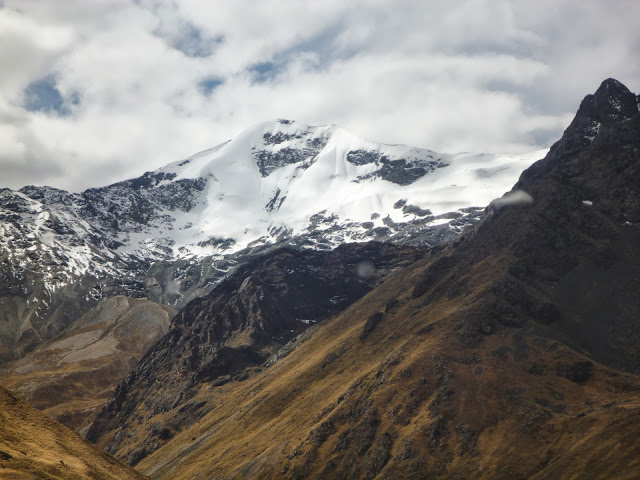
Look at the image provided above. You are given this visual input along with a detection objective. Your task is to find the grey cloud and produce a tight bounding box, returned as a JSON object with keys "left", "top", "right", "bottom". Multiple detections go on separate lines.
{"left": 0, "top": 131, "right": 65, "bottom": 189}
{"left": 140, "top": 0, "right": 223, "bottom": 57}
{"left": 0, "top": 159, "right": 64, "bottom": 189}
{"left": 0, "top": 0, "right": 638, "bottom": 191}
{"left": 280, "top": 20, "right": 352, "bottom": 67}
{"left": 244, "top": 22, "right": 348, "bottom": 84}
{"left": 154, "top": 19, "right": 223, "bottom": 58}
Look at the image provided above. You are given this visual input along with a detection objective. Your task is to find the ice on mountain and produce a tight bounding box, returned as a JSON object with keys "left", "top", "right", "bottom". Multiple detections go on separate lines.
{"left": 0, "top": 118, "right": 546, "bottom": 322}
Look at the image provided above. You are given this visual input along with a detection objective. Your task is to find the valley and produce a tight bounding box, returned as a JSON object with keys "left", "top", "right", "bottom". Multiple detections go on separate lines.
{"left": 0, "top": 296, "right": 176, "bottom": 433}
{"left": 1, "top": 78, "right": 639, "bottom": 479}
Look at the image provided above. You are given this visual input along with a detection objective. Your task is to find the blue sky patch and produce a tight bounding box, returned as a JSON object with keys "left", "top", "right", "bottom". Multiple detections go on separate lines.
{"left": 23, "top": 76, "right": 75, "bottom": 116}
{"left": 284, "top": 21, "right": 347, "bottom": 65}
{"left": 199, "top": 77, "right": 224, "bottom": 95}
{"left": 246, "top": 22, "right": 347, "bottom": 84}
{"left": 248, "top": 61, "right": 280, "bottom": 83}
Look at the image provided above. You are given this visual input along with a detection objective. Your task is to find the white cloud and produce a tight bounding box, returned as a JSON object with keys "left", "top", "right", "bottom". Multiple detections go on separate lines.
{"left": 0, "top": 0, "right": 638, "bottom": 191}
{"left": 489, "top": 190, "right": 534, "bottom": 210}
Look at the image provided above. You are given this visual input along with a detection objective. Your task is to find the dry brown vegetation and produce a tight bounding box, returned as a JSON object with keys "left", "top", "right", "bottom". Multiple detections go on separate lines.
{"left": 0, "top": 385, "right": 146, "bottom": 480}
{"left": 135, "top": 251, "right": 640, "bottom": 479}
{"left": 133, "top": 103, "right": 640, "bottom": 478}
{"left": 0, "top": 296, "right": 175, "bottom": 432}
{"left": 4, "top": 79, "right": 639, "bottom": 479}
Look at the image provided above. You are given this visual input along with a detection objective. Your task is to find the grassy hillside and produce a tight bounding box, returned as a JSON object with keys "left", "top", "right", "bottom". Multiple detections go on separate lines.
{"left": 0, "top": 385, "right": 147, "bottom": 480}
{"left": 134, "top": 81, "right": 640, "bottom": 479}
{"left": 137, "top": 252, "right": 640, "bottom": 479}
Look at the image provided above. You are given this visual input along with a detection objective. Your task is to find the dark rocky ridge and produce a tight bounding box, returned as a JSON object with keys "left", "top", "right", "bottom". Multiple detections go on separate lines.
{"left": 414, "top": 77, "right": 640, "bottom": 372}
{"left": 86, "top": 242, "right": 426, "bottom": 464}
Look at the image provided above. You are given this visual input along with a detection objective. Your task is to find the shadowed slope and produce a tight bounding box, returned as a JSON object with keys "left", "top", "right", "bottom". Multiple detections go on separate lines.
{"left": 86, "top": 243, "right": 425, "bottom": 465}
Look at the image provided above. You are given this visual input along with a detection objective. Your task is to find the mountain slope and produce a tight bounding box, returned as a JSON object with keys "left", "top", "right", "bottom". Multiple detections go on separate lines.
{"left": 130, "top": 78, "right": 640, "bottom": 479}
{"left": 0, "top": 296, "right": 176, "bottom": 433}
{"left": 0, "top": 120, "right": 545, "bottom": 362}
{"left": 85, "top": 242, "right": 426, "bottom": 465}
{"left": 0, "top": 385, "right": 146, "bottom": 480}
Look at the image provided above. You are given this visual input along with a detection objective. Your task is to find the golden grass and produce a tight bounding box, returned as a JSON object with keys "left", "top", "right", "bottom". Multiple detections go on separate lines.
{"left": 134, "top": 252, "right": 640, "bottom": 479}
{"left": 0, "top": 385, "right": 146, "bottom": 480}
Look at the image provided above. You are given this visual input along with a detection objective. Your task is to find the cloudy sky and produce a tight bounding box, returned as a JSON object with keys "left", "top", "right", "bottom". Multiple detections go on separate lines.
{"left": 0, "top": 0, "right": 638, "bottom": 192}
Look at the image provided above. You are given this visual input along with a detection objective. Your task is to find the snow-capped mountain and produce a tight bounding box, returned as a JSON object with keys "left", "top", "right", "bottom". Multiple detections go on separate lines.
{"left": 138, "top": 119, "right": 545, "bottom": 256}
{"left": 0, "top": 118, "right": 546, "bottom": 360}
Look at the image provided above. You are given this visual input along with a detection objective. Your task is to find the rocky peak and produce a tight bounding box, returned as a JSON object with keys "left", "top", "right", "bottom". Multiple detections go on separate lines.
{"left": 576, "top": 78, "right": 639, "bottom": 125}
{"left": 463, "top": 78, "right": 640, "bottom": 369}
{"left": 518, "top": 78, "right": 638, "bottom": 186}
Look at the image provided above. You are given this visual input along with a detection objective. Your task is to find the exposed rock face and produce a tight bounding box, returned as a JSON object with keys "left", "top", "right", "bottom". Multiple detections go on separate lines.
{"left": 0, "top": 184, "right": 172, "bottom": 364}
{"left": 0, "top": 385, "right": 146, "bottom": 480}
{"left": 255, "top": 127, "right": 329, "bottom": 176}
{"left": 125, "top": 79, "right": 640, "bottom": 480}
{"left": 0, "top": 296, "right": 176, "bottom": 433}
{"left": 347, "top": 149, "right": 447, "bottom": 185}
{"left": 86, "top": 242, "right": 425, "bottom": 464}
{"left": 462, "top": 77, "right": 640, "bottom": 372}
